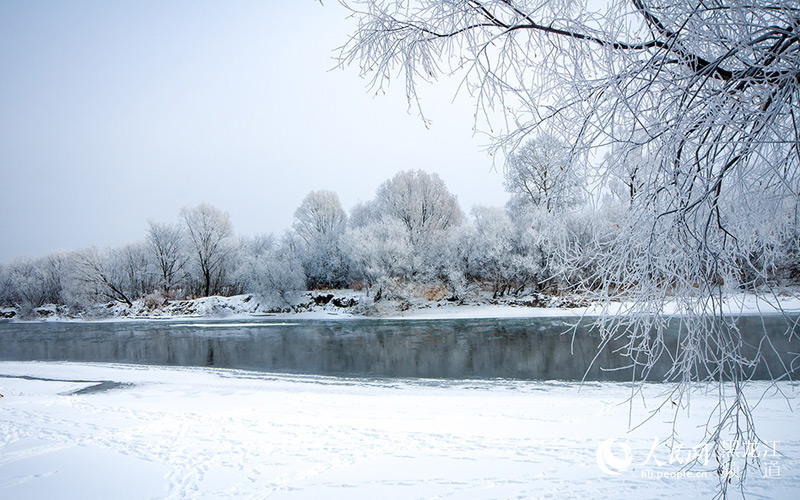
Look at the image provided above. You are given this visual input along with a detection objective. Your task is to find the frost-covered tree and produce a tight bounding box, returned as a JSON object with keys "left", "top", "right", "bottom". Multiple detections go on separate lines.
{"left": 375, "top": 170, "right": 463, "bottom": 246}
{"left": 0, "top": 264, "right": 11, "bottom": 307}
{"left": 1, "top": 254, "right": 69, "bottom": 313}
{"left": 338, "top": 0, "right": 800, "bottom": 489}
{"left": 504, "top": 135, "right": 583, "bottom": 213}
{"left": 467, "top": 205, "right": 550, "bottom": 296}
{"left": 233, "top": 233, "right": 274, "bottom": 296}
{"left": 234, "top": 234, "right": 306, "bottom": 307}
{"left": 70, "top": 247, "right": 134, "bottom": 307}
{"left": 236, "top": 232, "right": 306, "bottom": 307}
{"left": 343, "top": 217, "right": 412, "bottom": 299}
{"left": 373, "top": 169, "right": 464, "bottom": 278}
{"left": 348, "top": 199, "right": 380, "bottom": 228}
{"left": 147, "top": 220, "right": 188, "bottom": 295}
{"left": 180, "top": 203, "right": 234, "bottom": 297}
{"left": 293, "top": 190, "right": 348, "bottom": 244}
{"left": 293, "top": 190, "right": 349, "bottom": 288}
{"left": 526, "top": 205, "right": 616, "bottom": 292}
{"left": 41, "top": 253, "right": 68, "bottom": 305}
{"left": 117, "top": 242, "right": 154, "bottom": 300}
{"left": 603, "top": 134, "right": 650, "bottom": 207}
{"left": 233, "top": 233, "right": 277, "bottom": 287}
{"left": 4, "top": 258, "right": 51, "bottom": 311}
{"left": 467, "top": 206, "right": 516, "bottom": 296}
{"left": 424, "top": 224, "right": 475, "bottom": 300}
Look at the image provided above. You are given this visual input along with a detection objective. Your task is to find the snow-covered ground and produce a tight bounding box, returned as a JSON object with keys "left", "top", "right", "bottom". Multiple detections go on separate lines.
{"left": 0, "top": 362, "right": 798, "bottom": 499}
{"left": 386, "top": 293, "right": 800, "bottom": 320}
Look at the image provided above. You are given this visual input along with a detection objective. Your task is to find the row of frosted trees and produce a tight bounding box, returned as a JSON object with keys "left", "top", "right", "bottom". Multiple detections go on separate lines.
{"left": 2, "top": 137, "right": 798, "bottom": 315}
{"left": 0, "top": 203, "right": 245, "bottom": 313}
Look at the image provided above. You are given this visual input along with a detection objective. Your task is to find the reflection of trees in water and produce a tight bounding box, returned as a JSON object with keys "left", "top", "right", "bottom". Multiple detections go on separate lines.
{"left": 0, "top": 318, "right": 795, "bottom": 381}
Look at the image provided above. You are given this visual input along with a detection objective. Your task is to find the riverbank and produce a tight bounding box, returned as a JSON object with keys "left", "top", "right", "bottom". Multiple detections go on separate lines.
{"left": 3, "top": 286, "right": 800, "bottom": 322}
{"left": 0, "top": 361, "right": 798, "bottom": 499}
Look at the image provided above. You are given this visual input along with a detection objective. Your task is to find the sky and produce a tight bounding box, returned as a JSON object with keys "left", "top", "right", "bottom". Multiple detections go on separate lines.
{"left": 0, "top": 0, "right": 509, "bottom": 262}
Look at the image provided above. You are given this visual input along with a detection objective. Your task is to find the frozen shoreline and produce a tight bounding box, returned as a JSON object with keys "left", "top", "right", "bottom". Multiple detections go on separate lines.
{"left": 4, "top": 288, "right": 800, "bottom": 323}
{"left": 385, "top": 291, "right": 800, "bottom": 320}
{"left": 0, "top": 361, "right": 798, "bottom": 499}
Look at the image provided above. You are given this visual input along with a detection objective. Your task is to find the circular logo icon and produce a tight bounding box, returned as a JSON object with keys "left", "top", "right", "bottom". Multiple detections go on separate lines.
{"left": 596, "top": 438, "right": 633, "bottom": 476}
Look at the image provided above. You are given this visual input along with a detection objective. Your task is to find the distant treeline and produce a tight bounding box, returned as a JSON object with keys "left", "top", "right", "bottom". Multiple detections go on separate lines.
{"left": 2, "top": 139, "right": 798, "bottom": 317}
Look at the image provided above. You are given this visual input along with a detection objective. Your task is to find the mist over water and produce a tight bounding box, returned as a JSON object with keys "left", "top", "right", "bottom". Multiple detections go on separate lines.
{"left": 0, "top": 317, "right": 796, "bottom": 381}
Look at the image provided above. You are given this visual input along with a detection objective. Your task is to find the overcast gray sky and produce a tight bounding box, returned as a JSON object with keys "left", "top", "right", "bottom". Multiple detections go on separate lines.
{"left": 0, "top": 1, "right": 508, "bottom": 262}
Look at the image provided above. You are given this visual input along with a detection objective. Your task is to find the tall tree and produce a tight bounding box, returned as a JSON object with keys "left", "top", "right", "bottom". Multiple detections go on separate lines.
{"left": 180, "top": 203, "right": 233, "bottom": 297}
{"left": 235, "top": 233, "right": 306, "bottom": 307}
{"left": 375, "top": 169, "right": 463, "bottom": 245}
{"left": 504, "top": 135, "right": 582, "bottom": 213}
{"left": 343, "top": 217, "right": 412, "bottom": 299}
{"left": 71, "top": 248, "right": 134, "bottom": 308}
{"left": 293, "top": 190, "right": 349, "bottom": 288}
{"left": 293, "top": 190, "right": 348, "bottom": 245}
{"left": 467, "top": 206, "right": 517, "bottom": 296}
{"left": 4, "top": 258, "right": 51, "bottom": 312}
{"left": 117, "top": 242, "right": 154, "bottom": 300}
{"left": 147, "top": 220, "right": 188, "bottom": 295}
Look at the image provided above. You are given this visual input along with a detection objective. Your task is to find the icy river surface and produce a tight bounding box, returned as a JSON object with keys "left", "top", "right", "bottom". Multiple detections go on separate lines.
{"left": 0, "top": 315, "right": 796, "bottom": 380}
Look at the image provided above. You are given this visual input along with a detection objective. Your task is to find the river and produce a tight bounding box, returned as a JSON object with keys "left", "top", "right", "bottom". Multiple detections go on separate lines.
{"left": 0, "top": 315, "right": 796, "bottom": 381}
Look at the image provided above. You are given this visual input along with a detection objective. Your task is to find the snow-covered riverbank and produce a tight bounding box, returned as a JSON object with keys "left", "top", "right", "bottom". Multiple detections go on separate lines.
{"left": 0, "top": 362, "right": 798, "bottom": 499}
{"left": 5, "top": 287, "right": 800, "bottom": 323}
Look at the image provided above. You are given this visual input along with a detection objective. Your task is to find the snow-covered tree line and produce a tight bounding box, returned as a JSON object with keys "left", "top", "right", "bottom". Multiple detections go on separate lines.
{"left": 2, "top": 148, "right": 798, "bottom": 317}
{"left": 0, "top": 201, "right": 304, "bottom": 315}
{"left": 0, "top": 148, "right": 588, "bottom": 314}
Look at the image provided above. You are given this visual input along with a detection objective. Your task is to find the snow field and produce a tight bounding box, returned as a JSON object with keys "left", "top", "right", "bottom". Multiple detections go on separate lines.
{"left": 0, "top": 361, "right": 798, "bottom": 499}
